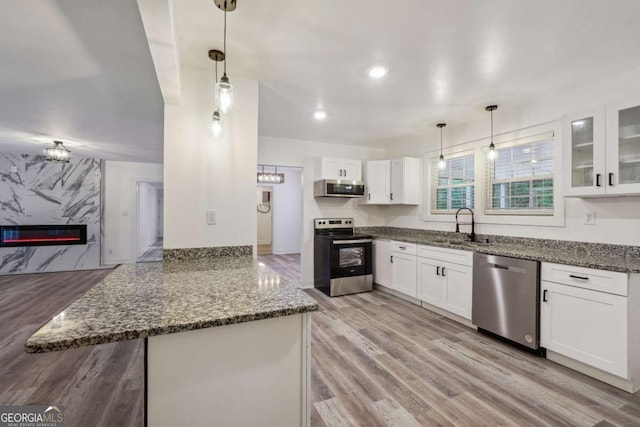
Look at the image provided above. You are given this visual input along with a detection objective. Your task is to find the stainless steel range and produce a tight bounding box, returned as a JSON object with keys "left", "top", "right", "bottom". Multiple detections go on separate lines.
{"left": 313, "top": 218, "right": 373, "bottom": 297}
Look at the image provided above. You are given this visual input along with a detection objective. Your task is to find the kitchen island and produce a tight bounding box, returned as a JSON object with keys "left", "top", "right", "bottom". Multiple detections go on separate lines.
{"left": 26, "top": 255, "right": 318, "bottom": 427}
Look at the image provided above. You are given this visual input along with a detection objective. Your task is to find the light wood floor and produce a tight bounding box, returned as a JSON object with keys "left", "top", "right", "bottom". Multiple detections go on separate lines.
{"left": 258, "top": 253, "right": 301, "bottom": 284}
{"left": 3, "top": 264, "right": 640, "bottom": 426}
{"left": 0, "top": 269, "right": 144, "bottom": 427}
{"left": 257, "top": 243, "right": 272, "bottom": 255}
{"left": 305, "top": 288, "right": 640, "bottom": 427}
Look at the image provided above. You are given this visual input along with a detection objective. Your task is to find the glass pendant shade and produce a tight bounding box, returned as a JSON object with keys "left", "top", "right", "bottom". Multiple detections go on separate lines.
{"left": 438, "top": 154, "right": 446, "bottom": 170}
{"left": 488, "top": 142, "right": 497, "bottom": 160}
{"left": 211, "top": 111, "right": 222, "bottom": 136}
{"left": 44, "top": 141, "right": 70, "bottom": 163}
{"left": 217, "top": 74, "right": 233, "bottom": 114}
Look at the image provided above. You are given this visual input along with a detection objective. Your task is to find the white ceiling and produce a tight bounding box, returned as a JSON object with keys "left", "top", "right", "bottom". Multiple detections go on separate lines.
{"left": 0, "top": 1, "right": 163, "bottom": 162}
{"left": 3, "top": 1, "right": 640, "bottom": 163}
{"left": 176, "top": 0, "right": 640, "bottom": 145}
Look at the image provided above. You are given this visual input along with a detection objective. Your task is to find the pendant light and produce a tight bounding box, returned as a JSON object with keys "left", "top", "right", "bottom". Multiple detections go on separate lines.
{"left": 257, "top": 165, "right": 284, "bottom": 184}
{"left": 214, "top": 0, "right": 236, "bottom": 114}
{"left": 437, "top": 123, "right": 446, "bottom": 170}
{"left": 44, "top": 140, "right": 70, "bottom": 163}
{"left": 209, "top": 49, "right": 225, "bottom": 136}
{"left": 486, "top": 105, "right": 498, "bottom": 160}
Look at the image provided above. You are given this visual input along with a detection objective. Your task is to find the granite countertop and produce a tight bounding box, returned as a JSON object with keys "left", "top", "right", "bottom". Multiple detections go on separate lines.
{"left": 362, "top": 230, "right": 640, "bottom": 273}
{"left": 25, "top": 257, "right": 318, "bottom": 353}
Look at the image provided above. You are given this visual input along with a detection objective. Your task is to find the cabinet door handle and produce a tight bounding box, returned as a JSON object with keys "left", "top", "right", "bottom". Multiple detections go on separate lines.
{"left": 390, "top": 193, "right": 393, "bottom": 201}
{"left": 398, "top": 246, "right": 406, "bottom": 250}
{"left": 569, "top": 274, "right": 589, "bottom": 281}
{"left": 596, "top": 173, "right": 601, "bottom": 187}
{"left": 436, "top": 266, "right": 440, "bottom": 276}
{"left": 442, "top": 266, "right": 446, "bottom": 277}
{"left": 543, "top": 289, "right": 548, "bottom": 302}
{"left": 368, "top": 193, "right": 371, "bottom": 200}
{"left": 390, "top": 255, "right": 394, "bottom": 264}
{"left": 609, "top": 172, "right": 614, "bottom": 186}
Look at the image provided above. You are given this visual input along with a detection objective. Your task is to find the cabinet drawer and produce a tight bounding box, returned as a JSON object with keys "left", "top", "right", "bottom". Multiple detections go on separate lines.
{"left": 541, "top": 262, "right": 628, "bottom": 296}
{"left": 417, "top": 245, "right": 473, "bottom": 267}
{"left": 392, "top": 241, "right": 416, "bottom": 255}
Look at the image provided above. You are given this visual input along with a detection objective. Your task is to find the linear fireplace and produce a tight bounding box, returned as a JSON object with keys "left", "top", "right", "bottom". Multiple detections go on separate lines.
{"left": 0, "top": 225, "right": 87, "bottom": 247}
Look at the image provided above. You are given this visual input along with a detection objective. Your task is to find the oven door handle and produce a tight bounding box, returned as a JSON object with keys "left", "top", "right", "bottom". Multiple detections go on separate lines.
{"left": 332, "top": 239, "right": 372, "bottom": 245}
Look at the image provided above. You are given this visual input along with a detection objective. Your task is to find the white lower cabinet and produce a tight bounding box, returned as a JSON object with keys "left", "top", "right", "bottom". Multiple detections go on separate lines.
{"left": 391, "top": 251, "right": 417, "bottom": 298}
{"left": 540, "top": 280, "right": 628, "bottom": 378}
{"left": 540, "top": 262, "right": 640, "bottom": 392}
{"left": 417, "top": 245, "right": 473, "bottom": 320}
{"left": 373, "top": 239, "right": 392, "bottom": 288}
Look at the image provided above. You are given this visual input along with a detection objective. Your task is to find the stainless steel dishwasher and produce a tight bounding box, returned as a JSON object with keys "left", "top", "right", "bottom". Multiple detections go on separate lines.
{"left": 472, "top": 253, "right": 542, "bottom": 352}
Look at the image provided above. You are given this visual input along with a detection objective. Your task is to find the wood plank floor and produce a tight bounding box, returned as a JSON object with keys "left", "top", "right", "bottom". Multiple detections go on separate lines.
{"left": 0, "top": 269, "right": 144, "bottom": 427}
{"left": 258, "top": 253, "right": 301, "bottom": 284}
{"left": 305, "top": 288, "right": 640, "bottom": 427}
{"left": 3, "top": 261, "right": 640, "bottom": 426}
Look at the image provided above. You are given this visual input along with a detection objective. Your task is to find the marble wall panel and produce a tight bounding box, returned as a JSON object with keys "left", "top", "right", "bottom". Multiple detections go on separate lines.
{"left": 0, "top": 154, "right": 101, "bottom": 274}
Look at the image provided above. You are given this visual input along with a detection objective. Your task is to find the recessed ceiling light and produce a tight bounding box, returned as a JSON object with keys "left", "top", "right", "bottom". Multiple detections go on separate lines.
{"left": 368, "top": 65, "right": 388, "bottom": 79}
{"left": 314, "top": 111, "right": 327, "bottom": 121}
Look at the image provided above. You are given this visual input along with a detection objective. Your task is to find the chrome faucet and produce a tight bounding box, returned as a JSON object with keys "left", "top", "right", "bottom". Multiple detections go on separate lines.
{"left": 455, "top": 207, "right": 476, "bottom": 242}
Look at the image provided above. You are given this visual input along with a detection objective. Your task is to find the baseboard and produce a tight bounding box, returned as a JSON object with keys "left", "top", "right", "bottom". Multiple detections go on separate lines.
{"left": 374, "top": 284, "right": 421, "bottom": 305}
{"left": 271, "top": 248, "right": 300, "bottom": 255}
{"left": 419, "top": 301, "right": 477, "bottom": 330}
{"left": 300, "top": 281, "right": 315, "bottom": 290}
{"left": 546, "top": 350, "right": 638, "bottom": 393}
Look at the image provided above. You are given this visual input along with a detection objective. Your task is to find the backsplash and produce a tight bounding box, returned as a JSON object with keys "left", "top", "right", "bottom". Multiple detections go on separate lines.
{"left": 357, "top": 226, "right": 640, "bottom": 259}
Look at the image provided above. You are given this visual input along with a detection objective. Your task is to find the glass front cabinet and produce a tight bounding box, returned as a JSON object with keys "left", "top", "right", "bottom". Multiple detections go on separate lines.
{"left": 563, "top": 97, "right": 640, "bottom": 196}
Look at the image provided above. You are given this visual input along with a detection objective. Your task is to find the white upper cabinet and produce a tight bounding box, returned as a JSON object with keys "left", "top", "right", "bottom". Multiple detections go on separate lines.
{"left": 606, "top": 97, "right": 640, "bottom": 195}
{"left": 364, "top": 160, "right": 391, "bottom": 204}
{"left": 563, "top": 96, "right": 640, "bottom": 197}
{"left": 562, "top": 107, "right": 606, "bottom": 197}
{"left": 315, "top": 157, "right": 362, "bottom": 181}
{"left": 390, "top": 157, "right": 420, "bottom": 205}
{"left": 361, "top": 157, "right": 420, "bottom": 205}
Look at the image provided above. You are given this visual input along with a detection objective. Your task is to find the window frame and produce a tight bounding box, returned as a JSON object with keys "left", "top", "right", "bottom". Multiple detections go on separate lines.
{"left": 423, "top": 149, "right": 476, "bottom": 219}
{"left": 422, "top": 121, "right": 564, "bottom": 227}
{"left": 484, "top": 136, "right": 555, "bottom": 216}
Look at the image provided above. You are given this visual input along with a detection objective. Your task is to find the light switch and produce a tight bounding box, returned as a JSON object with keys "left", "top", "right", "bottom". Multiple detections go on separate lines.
{"left": 11, "top": 165, "right": 17, "bottom": 173}
{"left": 584, "top": 210, "right": 595, "bottom": 225}
{"left": 207, "top": 209, "right": 217, "bottom": 225}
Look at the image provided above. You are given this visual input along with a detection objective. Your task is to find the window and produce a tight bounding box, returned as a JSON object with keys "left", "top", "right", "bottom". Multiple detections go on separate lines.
{"left": 430, "top": 153, "right": 474, "bottom": 213}
{"left": 486, "top": 137, "right": 554, "bottom": 215}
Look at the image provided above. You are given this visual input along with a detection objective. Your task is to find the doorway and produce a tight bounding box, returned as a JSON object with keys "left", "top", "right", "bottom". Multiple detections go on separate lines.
{"left": 257, "top": 185, "right": 273, "bottom": 255}
{"left": 256, "top": 165, "right": 303, "bottom": 284}
{"left": 136, "top": 181, "right": 163, "bottom": 262}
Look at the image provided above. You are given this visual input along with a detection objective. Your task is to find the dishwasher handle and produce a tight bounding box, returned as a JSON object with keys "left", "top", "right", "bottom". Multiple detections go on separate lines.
{"left": 488, "top": 263, "right": 528, "bottom": 274}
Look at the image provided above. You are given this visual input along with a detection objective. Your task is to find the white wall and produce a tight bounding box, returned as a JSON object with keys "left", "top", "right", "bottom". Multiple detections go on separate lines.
{"left": 103, "top": 161, "right": 163, "bottom": 264}
{"left": 272, "top": 168, "right": 302, "bottom": 255}
{"left": 258, "top": 136, "right": 386, "bottom": 286}
{"left": 137, "top": 182, "right": 160, "bottom": 255}
{"left": 164, "top": 68, "right": 258, "bottom": 249}
{"left": 379, "top": 65, "right": 640, "bottom": 246}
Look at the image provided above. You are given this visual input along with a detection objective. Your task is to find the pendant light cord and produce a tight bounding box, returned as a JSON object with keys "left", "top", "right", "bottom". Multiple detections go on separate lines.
{"left": 223, "top": 7, "right": 227, "bottom": 75}
{"left": 440, "top": 127, "right": 443, "bottom": 153}
{"left": 215, "top": 60, "right": 219, "bottom": 109}
{"left": 490, "top": 109, "right": 494, "bottom": 144}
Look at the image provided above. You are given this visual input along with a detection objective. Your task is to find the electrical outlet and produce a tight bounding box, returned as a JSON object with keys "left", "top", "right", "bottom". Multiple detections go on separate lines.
{"left": 207, "top": 209, "right": 217, "bottom": 225}
{"left": 11, "top": 165, "right": 17, "bottom": 173}
{"left": 584, "top": 210, "right": 595, "bottom": 225}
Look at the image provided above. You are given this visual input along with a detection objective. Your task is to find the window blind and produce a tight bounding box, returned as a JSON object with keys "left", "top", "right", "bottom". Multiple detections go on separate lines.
{"left": 429, "top": 152, "right": 475, "bottom": 214}
{"left": 485, "top": 136, "right": 554, "bottom": 215}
